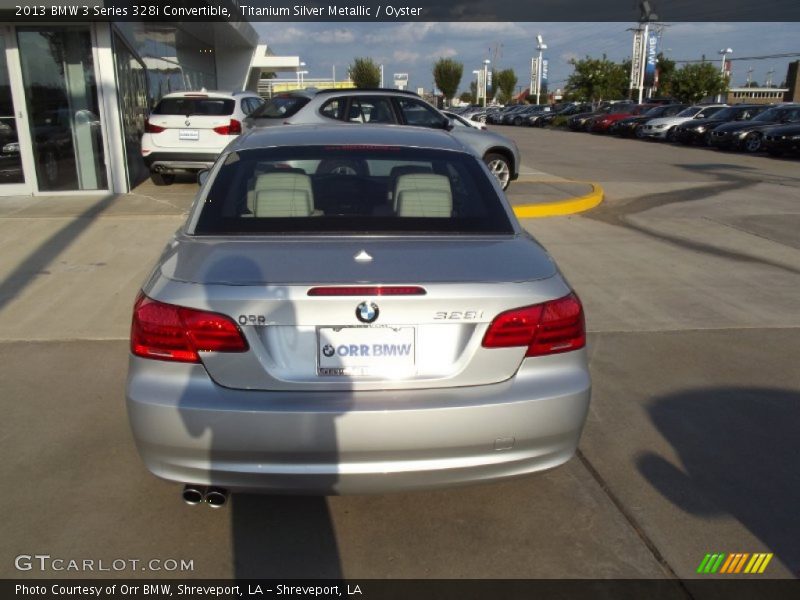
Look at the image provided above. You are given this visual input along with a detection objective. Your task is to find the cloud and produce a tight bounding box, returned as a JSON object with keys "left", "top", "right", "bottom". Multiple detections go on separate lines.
{"left": 393, "top": 50, "right": 421, "bottom": 64}
{"left": 427, "top": 47, "right": 459, "bottom": 60}
{"left": 315, "top": 28, "right": 356, "bottom": 44}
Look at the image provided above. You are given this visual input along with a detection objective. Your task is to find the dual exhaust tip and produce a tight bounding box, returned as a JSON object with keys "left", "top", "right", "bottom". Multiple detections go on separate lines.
{"left": 182, "top": 485, "right": 228, "bottom": 508}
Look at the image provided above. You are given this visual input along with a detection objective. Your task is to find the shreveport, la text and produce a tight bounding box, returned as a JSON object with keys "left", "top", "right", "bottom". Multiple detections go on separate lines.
{"left": 15, "top": 584, "right": 364, "bottom": 596}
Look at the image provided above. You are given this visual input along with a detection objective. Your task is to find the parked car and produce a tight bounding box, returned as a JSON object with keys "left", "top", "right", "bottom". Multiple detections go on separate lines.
{"left": 126, "top": 124, "right": 591, "bottom": 500}
{"left": 487, "top": 105, "right": 527, "bottom": 125}
{"left": 763, "top": 123, "right": 800, "bottom": 157}
{"left": 674, "top": 104, "right": 769, "bottom": 146}
{"left": 639, "top": 105, "right": 727, "bottom": 141}
{"left": 443, "top": 110, "right": 487, "bottom": 130}
{"left": 244, "top": 89, "right": 520, "bottom": 190}
{"left": 591, "top": 104, "right": 658, "bottom": 134}
{"left": 526, "top": 106, "right": 556, "bottom": 127}
{"left": 613, "top": 104, "right": 688, "bottom": 138}
{"left": 503, "top": 105, "right": 548, "bottom": 126}
{"left": 141, "top": 90, "right": 265, "bottom": 185}
{"left": 568, "top": 102, "right": 635, "bottom": 131}
{"left": 708, "top": 104, "right": 800, "bottom": 153}
{"left": 541, "top": 103, "right": 592, "bottom": 127}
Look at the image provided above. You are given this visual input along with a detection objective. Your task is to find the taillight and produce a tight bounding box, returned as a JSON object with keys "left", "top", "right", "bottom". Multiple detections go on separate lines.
{"left": 482, "top": 293, "right": 585, "bottom": 357}
{"left": 130, "top": 293, "right": 248, "bottom": 363}
{"left": 144, "top": 119, "right": 165, "bottom": 134}
{"left": 213, "top": 119, "right": 242, "bottom": 135}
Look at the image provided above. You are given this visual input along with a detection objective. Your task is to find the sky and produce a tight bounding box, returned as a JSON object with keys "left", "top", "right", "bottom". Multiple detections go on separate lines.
{"left": 253, "top": 22, "right": 800, "bottom": 96}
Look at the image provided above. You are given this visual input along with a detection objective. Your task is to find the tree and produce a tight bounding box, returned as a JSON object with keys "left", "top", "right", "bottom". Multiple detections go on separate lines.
{"left": 496, "top": 69, "right": 518, "bottom": 104}
{"left": 432, "top": 58, "right": 464, "bottom": 106}
{"left": 565, "top": 55, "right": 628, "bottom": 104}
{"left": 655, "top": 53, "right": 676, "bottom": 96}
{"left": 459, "top": 91, "right": 474, "bottom": 104}
{"left": 670, "top": 62, "right": 728, "bottom": 103}
{"left": 349, "top": 57, "right": 381, "bottom": 89}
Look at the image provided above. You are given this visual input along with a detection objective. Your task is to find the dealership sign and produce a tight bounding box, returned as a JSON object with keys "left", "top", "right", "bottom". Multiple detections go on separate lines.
{"left": 644, "top": 33, "right": 658, "bottom": 87}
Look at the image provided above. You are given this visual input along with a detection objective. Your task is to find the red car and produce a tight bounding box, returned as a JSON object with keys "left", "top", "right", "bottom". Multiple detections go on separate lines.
{"left": 591, "top": 104, "right": 658, "bottom": 133}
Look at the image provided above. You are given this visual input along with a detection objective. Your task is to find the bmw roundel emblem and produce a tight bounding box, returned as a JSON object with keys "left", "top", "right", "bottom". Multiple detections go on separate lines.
{"left": 322, "top": 344, "right": 335, "bottom": 357}
{"left": 356, "top": 301, "right": 379, "bottom": 324}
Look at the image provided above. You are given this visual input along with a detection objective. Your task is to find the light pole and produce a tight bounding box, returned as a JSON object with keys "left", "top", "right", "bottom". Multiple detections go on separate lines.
{"left": 380, "top": 64, "right": 384, "bottom": 88}
{"left": 719, "top": 48, "right": 732, "bottom": 102}
{"left": 472, "top": 70, "right": 480, "bottom": 104}
{"left": 298, "top": 71, "right": 309, "bottom": 86}
{"left": 483, "top": 59, "right": 490, "bottom": 107}
{"left": 536, "top": 35, "right": 547, "bottom": 105}
{"left": 296, "top": 61, "right": 306, "bottom": 87}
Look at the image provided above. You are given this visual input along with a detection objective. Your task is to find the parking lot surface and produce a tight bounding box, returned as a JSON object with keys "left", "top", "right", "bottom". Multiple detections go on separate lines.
{"left": 1, "top": 128, "right": 798, "bottom": 582}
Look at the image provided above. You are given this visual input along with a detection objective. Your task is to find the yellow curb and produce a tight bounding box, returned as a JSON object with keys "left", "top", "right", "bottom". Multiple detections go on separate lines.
{"left": 512, "top": 181, "right": 604, "bottom": 218}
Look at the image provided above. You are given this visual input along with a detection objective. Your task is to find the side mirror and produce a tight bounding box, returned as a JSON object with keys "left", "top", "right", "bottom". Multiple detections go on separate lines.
{"left": 444, "top": 118, "right": 455, "bottom": 131}
{"left": 197, "top": 169, "right": 210, "bottom": 187}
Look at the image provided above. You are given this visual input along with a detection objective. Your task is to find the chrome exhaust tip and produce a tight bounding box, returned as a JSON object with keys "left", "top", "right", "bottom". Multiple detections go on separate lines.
{"left": 204, "top": 487, "right": 229, "bottom": 508}
{"left": 182, "top": 484, "right": 206, "bottom": 506}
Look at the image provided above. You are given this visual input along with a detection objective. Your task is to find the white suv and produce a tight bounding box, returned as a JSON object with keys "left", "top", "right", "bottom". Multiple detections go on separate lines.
{"left": 141, "top": 90, "right": 264, "bottom": 185}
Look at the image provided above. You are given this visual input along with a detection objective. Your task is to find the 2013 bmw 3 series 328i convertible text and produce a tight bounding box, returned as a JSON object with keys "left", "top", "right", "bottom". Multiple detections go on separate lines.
{"left": 126, "top": 124, "right": 591, "bottom": 505}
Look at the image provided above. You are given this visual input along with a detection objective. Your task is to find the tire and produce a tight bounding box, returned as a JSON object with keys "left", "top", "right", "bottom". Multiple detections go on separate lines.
{"left": 484, "top": 153, "right": 512, "bottom": 190}
{"left": 150, "top": 172, "right": 175, "bottom": 186}
{"left": 635, "top": 125, "right": 645, "bottom": 139}
{"left": 513, "top": 117, "right": 523, "bottom": 126}
{"left": 703, "top": 131, "right": 713, "bottom": 146}
{"left": 666, "top": 127, "right": 678, "bottom": 143}
{"left": 743, "top": 132, "right": 762, "bottom": 153}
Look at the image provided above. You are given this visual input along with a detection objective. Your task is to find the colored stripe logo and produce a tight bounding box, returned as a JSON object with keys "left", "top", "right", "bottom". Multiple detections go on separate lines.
{"left": 697, "top": 552, "right": 773, "bottom": 574}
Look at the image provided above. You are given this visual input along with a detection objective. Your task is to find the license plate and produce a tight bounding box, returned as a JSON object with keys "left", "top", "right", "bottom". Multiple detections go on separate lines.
{"left": 179, "top": 129, "right": 199, "bottom": 140}
{"left": 318, "top": 326, "right": 415, "bottom": 377}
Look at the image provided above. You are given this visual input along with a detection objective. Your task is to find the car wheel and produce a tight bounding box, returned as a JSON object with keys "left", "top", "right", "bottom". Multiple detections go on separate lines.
{"left": 666, "top": 127, "right": 678, "bottom": 142}
{"left": 150, "top": 172, "right": 175, "bottom": 186}
{"left": 513, "top": 117, "right": 522, "bottom": 126}
{"left": 703, "top": 131, "right": 713, "bottom": 146}
{"left": 484, "top": 153, "right": 511, "bottom": 190}
{"left": 634, "top": 126, "right": 645, "bottom": 139}
{"left": 743, "top": 133, "right": 762, "bottom": 153}
{"left": 41, "top": 150, "right": 59, "bottom": 186}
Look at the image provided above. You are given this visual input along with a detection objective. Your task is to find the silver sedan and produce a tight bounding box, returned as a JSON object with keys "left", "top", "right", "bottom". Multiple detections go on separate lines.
{"left": 126, "top": 124, "right": 590, "bottom": 504}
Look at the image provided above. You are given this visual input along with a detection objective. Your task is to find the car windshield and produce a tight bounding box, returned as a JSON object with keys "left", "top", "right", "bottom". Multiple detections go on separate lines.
{"left": 709, "top": 107, "right": 741, "bottom": 120}
{"left": 250, "top": 95, "right": 310, "bottom": 118}
{"left": 153, "top": 97, "right": 234, "bottom": 117}
{"left": 643, "top": 106, "right": 666, "bottom": 117}
{"left": 676, "top": 107, "right": 703, "bottom": 118}
{"left": 194, "top": 146, "right": 514, "bottom": 235}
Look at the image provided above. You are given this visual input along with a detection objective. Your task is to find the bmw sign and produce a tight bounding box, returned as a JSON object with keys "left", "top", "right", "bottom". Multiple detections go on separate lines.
{"left": 356, "top": 302, "right": 379, "bottom": 324}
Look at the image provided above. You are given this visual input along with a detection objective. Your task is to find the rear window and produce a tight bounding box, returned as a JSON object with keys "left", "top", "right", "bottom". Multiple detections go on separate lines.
{"left": 250, "top": 95, "right": 310, "bottom": 119}
{"left": 153, "top": 97, "right": 234, "bottom": 116}
{"left": 193, "top": 146, "right": 514, "bottom": 235}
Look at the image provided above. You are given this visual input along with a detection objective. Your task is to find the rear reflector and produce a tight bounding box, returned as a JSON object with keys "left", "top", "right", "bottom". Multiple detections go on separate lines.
{"left": 307, "top": 286, "right": 426, "bottom": 296}
{"left": 482, "top": 292, "right": 585, "bottom": 357}
{"left": 213, "top": 119, "right": 242, "bottom": 135}
{"left": 131, "top": 293, "right": 248, "bottom": 363}
{"left": 144, "top": 119, "right": 165, "bottom": 134}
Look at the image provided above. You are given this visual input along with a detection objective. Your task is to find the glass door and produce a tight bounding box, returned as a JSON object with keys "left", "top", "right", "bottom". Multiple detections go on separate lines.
{"left": 0, "top": 28, "right": 32, "bottom": 194}
{"left": 16, "top": 27, "right": 108, "bottom": 192}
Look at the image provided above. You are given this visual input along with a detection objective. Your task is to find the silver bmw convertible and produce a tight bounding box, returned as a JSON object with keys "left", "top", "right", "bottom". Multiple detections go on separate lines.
{"left": 126, "top": 124, "right": 590, "bottom": 504}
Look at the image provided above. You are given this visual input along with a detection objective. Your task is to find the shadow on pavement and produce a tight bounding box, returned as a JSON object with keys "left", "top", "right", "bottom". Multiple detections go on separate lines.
{"left": 637, "top": 387, "right": 800, "bottom": 574}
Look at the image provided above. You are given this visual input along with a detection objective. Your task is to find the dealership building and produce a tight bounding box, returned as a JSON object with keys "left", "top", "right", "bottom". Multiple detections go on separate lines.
{"left": 0, "top": 13, "right": 300, "bottom": 197}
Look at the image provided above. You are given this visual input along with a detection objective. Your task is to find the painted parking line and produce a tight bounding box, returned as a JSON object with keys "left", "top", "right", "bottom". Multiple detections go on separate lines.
{"left": 512, "top": 180, "right": 605, "bottom": 218}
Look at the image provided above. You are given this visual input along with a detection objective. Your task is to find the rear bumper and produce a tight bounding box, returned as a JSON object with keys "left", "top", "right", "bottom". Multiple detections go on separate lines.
{"left": 143, "top": 152, "right": 219, "bottom": 172}
{"left": 126, "top": 352, "right": 591, "bottom": 494}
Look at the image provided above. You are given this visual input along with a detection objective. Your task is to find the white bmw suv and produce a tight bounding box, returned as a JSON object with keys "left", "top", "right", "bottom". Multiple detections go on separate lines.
{"left": 141, "top": 90, "right": 264, "bottom": 185}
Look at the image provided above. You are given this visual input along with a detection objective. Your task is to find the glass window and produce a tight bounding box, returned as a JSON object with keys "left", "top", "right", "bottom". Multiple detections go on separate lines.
{"left": 319, "top": 98, "right": 345, "bottom": 121}
{"left": 347, "top": 97, "right": 396, "bottom": 124}
{"left": 153, "top": 97, "right": 234, "bottom": 116}
{"left": 250, "top": 94, "right": 309, "bottom": 118}
{"left": 0, "top": 35, "right": 24, "bottom": 184}
{"left": 194, "top": 146, "right": 513, "bottom": 235}
{"left": 17, "top": 27, "right": 107, "bottom": 191}
{"left": 396, "top": 98, "right": 447, "bottom": 128}
{"left": 112, "top": 29, "right": 149, "bottom": 188}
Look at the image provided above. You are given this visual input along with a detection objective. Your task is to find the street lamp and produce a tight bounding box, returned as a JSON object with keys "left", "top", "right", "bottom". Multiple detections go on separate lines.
{"left": 483, "top": 59, "right": 490, "bottom": 108}
{"left": 296, "top": 61, "right": 306, "bottom": 87}
{"left": 718, "top": 48, "right": 732, "bottom": 102}
{"left": 298, "top": 71, "right": 309, "bottom": 86}
{"left": 536, "top": 34, "right": 547, "bottom": 105}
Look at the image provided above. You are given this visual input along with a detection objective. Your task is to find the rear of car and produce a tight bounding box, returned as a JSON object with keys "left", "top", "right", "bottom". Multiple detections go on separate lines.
{"left": 126, "top": 126, "right": 591, "bottom": 497}
{"left": 141, "top": 91, "right": 262, "bottom": 184}
{"left": 764, "top": 124, "right": 800, "bottom": 156}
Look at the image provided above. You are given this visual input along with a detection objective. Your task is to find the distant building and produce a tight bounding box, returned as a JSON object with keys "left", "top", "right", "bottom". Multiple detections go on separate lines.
{"left": 727, "top": 88, "right": 789, "bottom": 105}
{"left": 258, "top": 79, "right": 356, "bottom": 97}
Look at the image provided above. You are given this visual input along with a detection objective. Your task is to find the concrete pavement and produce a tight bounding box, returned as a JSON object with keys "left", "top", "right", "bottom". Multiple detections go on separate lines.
{"left": 1, "top": 129, "right": 799, "bottom": 583}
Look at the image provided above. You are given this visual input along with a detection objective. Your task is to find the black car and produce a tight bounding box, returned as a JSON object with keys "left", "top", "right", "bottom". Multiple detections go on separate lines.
{"left": 763, "top": 123, "right": 800, "bottom": 157}
{"left": 614, "top": 104, "right": 689, "bottom": 138}
{"left": 709, "top": 104, "right": 800, "bottom": 152}
{"left": 674, "top": 104, "right": 768, "bottom": 146}
{"left": 540, "top": 103, "right": 591, "bottom": 127}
